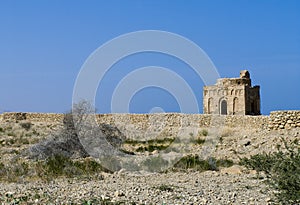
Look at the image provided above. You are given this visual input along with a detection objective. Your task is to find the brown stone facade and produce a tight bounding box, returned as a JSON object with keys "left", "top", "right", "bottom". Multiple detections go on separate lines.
{"left": 203, "top": 70, "right": 260, "bottom": 115}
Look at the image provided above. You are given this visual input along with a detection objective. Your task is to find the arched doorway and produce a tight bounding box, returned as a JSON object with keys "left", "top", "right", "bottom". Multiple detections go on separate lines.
{"left": 208, "top": 98, "right": 213, "bottom": 114}
{"left": 233, "top": 97, "right": 238, "bottom": 115}
{"left": 220, "top": 100, "right": 227, "bottom": 115}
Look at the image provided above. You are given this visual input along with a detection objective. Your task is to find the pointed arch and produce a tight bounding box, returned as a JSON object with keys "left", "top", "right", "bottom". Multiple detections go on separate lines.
{"left": 233, "top": 97, "right": 238, "bottom": 115}
{"left": 220, "top": 98, "right": 227, "bottom": 115}
{"left": 208, "top": 97, "right": 213, "bottom": 114}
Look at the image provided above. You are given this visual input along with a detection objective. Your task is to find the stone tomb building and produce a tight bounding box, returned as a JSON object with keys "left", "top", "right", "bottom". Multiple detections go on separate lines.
{"left": 203, "top": 70, "right": 261, "bottom": 115}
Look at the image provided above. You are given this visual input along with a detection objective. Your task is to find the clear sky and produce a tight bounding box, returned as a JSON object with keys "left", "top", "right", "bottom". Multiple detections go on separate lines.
{"left": 0, "top": 0, "right": 299, "bottom": 115}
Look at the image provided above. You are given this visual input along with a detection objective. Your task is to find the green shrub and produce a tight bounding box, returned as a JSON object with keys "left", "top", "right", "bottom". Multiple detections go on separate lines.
{"left": 193, "top": 137, "right": 206, "bottom": 145}
{"left": 172, "top": 155, "right": 234, "bottom": 172}
{"left": 20, "top": 122, "right": 32, "bottom": 131}
{"left": 199, "top": 129, "right": 208, "bottom": 136}
{"left": 36, "top": 155, "right": 107, "bottom": 179}
{"left": 12, "top": 162, "right": 29, "bottom": 177}
{"left": 7, "top": 132, "right": 16, "bottom": 137}
{"left": 173, "top": 155, "right": 218, "bottom": 171}
{"left": 32, "top": 129, "right": 39, "bottom": 136}
{"left": 19, "top": 138, "right": 30, "bottom": 145}
{"left": 157, "top": 184, "right": 173, "bottom": 192}
{"left": 0, "top": 161, "right": 29, "bottom": 182}
{"left": 135, "top": 144, "right": 170, "bottom": 152}
{"left": 240, "top": 140, "right": 300, "bottom": 204}
{"left": 125, "top": 138, "right": 175, "bottom": 153}
{"left": 240, "top": 153, "right": 275, "bottom": 174}
{"left": 41, "top": 154, "right": 70, "bottom": 176}
{"left": 119, "top": 149, "right": 135, "bottom": 155}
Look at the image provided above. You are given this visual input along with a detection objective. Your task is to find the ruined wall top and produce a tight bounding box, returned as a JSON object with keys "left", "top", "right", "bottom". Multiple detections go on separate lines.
{"left": 240, "top": 70, "right": 250, "bottom": 79}
{"left": 214, "top": 70, "right": 252, "bottom": 87}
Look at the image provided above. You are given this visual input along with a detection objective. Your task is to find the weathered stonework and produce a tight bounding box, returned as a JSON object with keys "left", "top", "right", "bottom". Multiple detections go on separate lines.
{"left": 0, "top": 112, "right": 64, "bottom": 123}
{"left": 203, "top": 70, "right": 260, "bottom": 115}
{"left": 268, "top": 110, "right": 300, "bottom": 130}
{"left": 1, "top": 111, "right": 299, "bottom": 137}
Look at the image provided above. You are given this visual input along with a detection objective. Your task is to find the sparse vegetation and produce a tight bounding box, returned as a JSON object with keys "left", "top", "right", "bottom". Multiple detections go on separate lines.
{"left": 198, "top": 129, "right": 208, "bottom": 136}
{"left": 20, "top": 121, "right": 32, "bottom": 131}
{"left": 0, "top": 160, "right": 29, "bottom": 182}
{"left": 7, "top": 132, "right": 16, "bottom": 137}
{"left": 240, "top": 139, "right": 300, "bottom": 204}
{"left": 119, "top": 148, "right": 135, "bottom": 155}
{"left": 1, "top": 103, "right": 299, "bottom": 204}
{"left": 125, "top": 138, "right": 175, "bottom": 145}
{"left": 186, "top": 130, "right": 208, "bottom": 145}
{"left": 157, "top": 184, "right": 174, "bottom": 192}
{"left": 0, "top": 155, "right": 108, "bottom": 182}
{"left": 0, "top": 137, "right": 30, "bottom": 146}
{"left": 193, "top": 137, "right": 206, "bottom": 145}
{"left": 35, "top": 155, "right": 108, "bottom": 180}
{"left": 125, "top": 138, "right": 175, "bottom": 153}
{"left": 135, "top": 144, "right": 170, "bottom": 152}
{"left": 172, "top": 155, "right": 234, "bottom": 172}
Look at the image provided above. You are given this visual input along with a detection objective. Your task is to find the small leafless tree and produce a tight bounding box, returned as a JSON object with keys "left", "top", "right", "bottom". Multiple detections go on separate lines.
{"left": 29, "top": 100, "right": 126, "bottom": 159}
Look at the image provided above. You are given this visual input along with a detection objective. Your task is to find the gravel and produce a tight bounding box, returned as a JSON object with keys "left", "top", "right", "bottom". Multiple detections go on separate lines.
{"left": 0, "top": 170, "right": 274, "bottom": 204}
{"left": 1, "top": 119, "right": 297, "bottom": 204}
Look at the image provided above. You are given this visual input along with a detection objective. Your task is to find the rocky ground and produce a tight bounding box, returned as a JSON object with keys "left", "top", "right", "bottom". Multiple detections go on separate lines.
{"left": 0, "top": 118, "right": 299, "bottom": 204}
{"left": 1, "top": 169, "right": 274, "bottom": 205}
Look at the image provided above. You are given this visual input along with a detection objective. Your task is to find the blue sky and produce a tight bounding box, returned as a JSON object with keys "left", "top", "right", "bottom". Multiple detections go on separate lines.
{"left": 0, "top": 0, "right": 299, "bottom": 115}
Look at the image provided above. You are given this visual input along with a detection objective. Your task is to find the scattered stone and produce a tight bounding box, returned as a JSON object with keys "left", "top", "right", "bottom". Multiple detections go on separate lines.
{"left": 114, "top": 190, "right": 125, "bottom": 197}
{"left": 220, "top": 165, "right": 243, "bottom": 175}
{"left": 1, "top": 111, "right": 300, "bottom": 204}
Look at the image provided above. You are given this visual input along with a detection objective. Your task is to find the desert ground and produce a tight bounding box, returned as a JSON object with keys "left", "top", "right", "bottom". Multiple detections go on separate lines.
{"left": 0, "top": 115, "right": 299, "bottom": 204}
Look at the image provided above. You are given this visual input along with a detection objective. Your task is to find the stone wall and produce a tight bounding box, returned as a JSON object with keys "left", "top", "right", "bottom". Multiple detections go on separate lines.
{"left": 268, "top": 111, "right": 300, "bottom": 130}
{"left": 0, "top": 112, "right": 64, "bottom": 123}
{"left": 0, "top": 111, "right": 299, "bottom": 135}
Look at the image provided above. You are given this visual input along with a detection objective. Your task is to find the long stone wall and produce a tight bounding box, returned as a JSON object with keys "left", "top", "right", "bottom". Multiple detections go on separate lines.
{"left": 268, "top": 111, "right": 300, "bottom": 130}
{"left": 94, "top": 114, "right": 270, "bottom": 139}
{"left": 0, "top": 112, "right": 64, "bottom": 123}
{"left": 0, "top": 111, "right": 299, "bottom": 133}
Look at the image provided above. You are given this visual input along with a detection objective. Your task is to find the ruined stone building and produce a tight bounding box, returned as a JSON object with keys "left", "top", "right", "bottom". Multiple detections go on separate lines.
{"left": 203, "top": 70, "right": 261, "bottom": 115}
